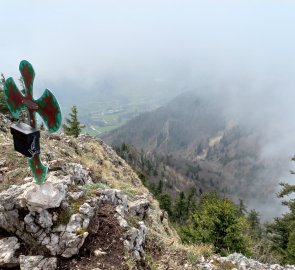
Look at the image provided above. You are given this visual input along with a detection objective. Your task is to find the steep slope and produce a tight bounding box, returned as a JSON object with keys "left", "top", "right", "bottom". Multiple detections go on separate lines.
{"left": 0, "top": 113, "right": 211, "bottom": 270}
{"left": 103, "top": 92, "right": 286, "bottom": 217}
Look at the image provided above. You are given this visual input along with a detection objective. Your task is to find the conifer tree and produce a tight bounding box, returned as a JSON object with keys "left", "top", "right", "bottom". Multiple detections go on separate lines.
{"left": 174, "top": 192, "right": 187, "bottom": 223}
{"left": 268, "top": 180, "right": 295, "bottom": 263}
{"left": 180, "top": 192, "right": 251, "bottom": 255}
{"left": 238, "top": 199, "right": 247, "bottom": 216}
{"left": 158, "top": 193, "right": 172, "bottom": 216}
{"left": 63, "top": 105, "right": 85, "bottom": 137}
{"left": 155, "top": 179, "right": 163, "bottom": 196}
{"left": 247, "top": 209, "right": 261, "bottom": 239}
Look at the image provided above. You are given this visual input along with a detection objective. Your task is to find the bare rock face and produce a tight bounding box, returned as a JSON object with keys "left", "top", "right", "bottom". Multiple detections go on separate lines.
{"left": 19, "top": 255, "right": 57, "bottom": 270}
{"left": 0, "top": 237, "right": 20, "bottom": 268}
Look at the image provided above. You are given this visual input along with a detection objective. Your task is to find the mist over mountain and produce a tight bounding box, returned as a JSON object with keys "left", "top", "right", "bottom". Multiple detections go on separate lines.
{"left": 103, "top": 90, "right": 295, "bottom": 219}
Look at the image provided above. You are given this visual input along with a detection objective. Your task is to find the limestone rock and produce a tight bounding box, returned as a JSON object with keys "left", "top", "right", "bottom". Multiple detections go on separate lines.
{"left": 60, "top": 231, "right": 88, "bottom": 258}
{"left": 0, "top": 237, "right": 20, "bottom": 268}
{"left": 66, "top": 214, "right": 83, "bottom": 233}
{"left": 0, "top": 172, "right": 93, "bottom": 259}
{"left": 79, "top": 203, "right": 94, "bottom": 218}
{"left": 124, "top": 221, "right": 147, "bottom": 260}
{"left": 62, "top": 163, "right": 93, "bottom": 185}
{"left": 19, "top": 255, "right": 57, "bottom": 270}
{"left": 129, "top": 198, "right": 150, "bottom": 219}
{"left": 100, "top": 189, "right": 128, "bottom": 212}
{"left": 117, "top": 215, "right": 128, "bottom": 228}
{"left": 21, "top": 182, "right": 66, "bottom": 212}
{"left": 94, "top": 249, "right": 107, "bottom": 256}
{"left": 195, "top": 253, "right": 295, "bottom": 270}
{"left": 68, "top": 191, "right": 84, "bottom": 200}
{"left": 37, "top": 210, "right": 53, "bottom": 229}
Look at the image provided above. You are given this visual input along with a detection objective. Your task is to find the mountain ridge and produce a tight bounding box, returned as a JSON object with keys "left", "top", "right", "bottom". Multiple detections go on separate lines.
{"left": 103, "top": 91, "right": 286, "bottom": 218}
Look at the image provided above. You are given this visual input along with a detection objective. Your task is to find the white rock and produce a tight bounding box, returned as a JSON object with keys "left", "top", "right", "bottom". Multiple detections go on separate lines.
{"left": 240, "top": 261, "right": 246, "bottom": 270}
{"left": 62, "top": 163, "right": 93, "bottom": 185}
{"left": 24, "top": 177, "right": 34, "bottom": 183}
{"left": 82, "top": 218, "right": 90, "bottom": 229}
{"left": 79, "top": 203, "right": 94, "bottom": 218}
{"left": 100, "top": 189, "right": 128, "bottom": 212}
{"left": 125, "top": 221, "right": 147, "bottom": 260}
{"left": 69, "top": 191, "right": 84, "bottom": 200}
{"left": 19, "top": 255, "right": 57, "bottom": 270}
{"left": 0, "top": 237, "right": 20, "bottom": 268}
{"left": 117, "top": 215, "right": 128, "bottom": 228}
{"left": 60, "top": 231, "right": 88, "bottom": 258}
{"left": 116, "top": 205, "right": 126, "bottom": 217}
{"left": 37, "top": 210, "right": 53, "bottom": 228}
{"left": 22, "top": 182, "right": 66, "bottom": 212}
{"left": 24, "top": 213, "right": 40, "bottom": 234}
{"left": 94, "top": 249, "right": 107, "bottom": 256}
{"left": 66, "top": 214, "right": 83, "bottom": 233}
{"left": 129, "top": 199, "right": 149, "bottom": 219}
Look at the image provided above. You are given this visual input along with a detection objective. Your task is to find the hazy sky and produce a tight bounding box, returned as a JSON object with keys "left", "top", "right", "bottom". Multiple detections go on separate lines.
{"left": 1, "top": 0, "right": 295, "bottom": 100}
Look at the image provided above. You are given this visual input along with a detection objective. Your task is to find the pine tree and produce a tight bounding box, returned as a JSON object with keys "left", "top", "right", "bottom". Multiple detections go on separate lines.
{"left": 174, "top": 192, "right": 187, "bottom": 223}
{"left": 238, "top": 199, "right": 247, "bottom": 216}
{"left": 155, "top": 179, "right": 163, "bottom": 196}
{"left": 62, "top": 105, "right": 85, "bottom": 137}
{"left": 158, "top": 193, "right": 172, "bottom": 216}
{"left": 247, "top": 209, "right": 261, "bottom": 239}
{"left": 267, "top": 181, "right": 295, "bottom": 264}
{"left": 185, "top": 188, "right": 197, "bottom": 216}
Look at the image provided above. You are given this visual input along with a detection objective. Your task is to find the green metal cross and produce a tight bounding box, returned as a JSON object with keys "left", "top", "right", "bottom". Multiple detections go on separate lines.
{"left": 4, "top": 60, "right": 62, "bottom": 184}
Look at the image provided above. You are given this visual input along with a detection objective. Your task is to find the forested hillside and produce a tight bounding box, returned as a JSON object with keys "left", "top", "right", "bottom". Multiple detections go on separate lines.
{"left": 103, "top": 92, "right": 287, "bottom": 218}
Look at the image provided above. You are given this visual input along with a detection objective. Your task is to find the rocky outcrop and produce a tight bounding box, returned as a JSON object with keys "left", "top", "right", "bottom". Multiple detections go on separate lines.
{"left": 0, "top": 162, "right": 149, "bottom": 269}
{"left": 0, "top": 173, "right": 90, "bottom": 259}
{"left": 124, "top": 221, "right": 147, "bottom": 260}
{"left": 129, "top": 197, "right": 150, "bottom": 219}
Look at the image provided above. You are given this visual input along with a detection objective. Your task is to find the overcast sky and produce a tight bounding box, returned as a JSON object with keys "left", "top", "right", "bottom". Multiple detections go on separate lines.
{"left": 1, "top": 0, "right": 295, "bottom": 98}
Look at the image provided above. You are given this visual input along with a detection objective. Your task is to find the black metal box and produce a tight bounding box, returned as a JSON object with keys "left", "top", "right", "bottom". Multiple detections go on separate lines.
{"left": 10, "top": 122, "right": 40, "bottom": 158}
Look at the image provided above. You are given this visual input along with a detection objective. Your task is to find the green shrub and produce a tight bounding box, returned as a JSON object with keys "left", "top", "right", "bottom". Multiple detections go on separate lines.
{"left": 180, "top": 192, "right": 251, "bottom": 256}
